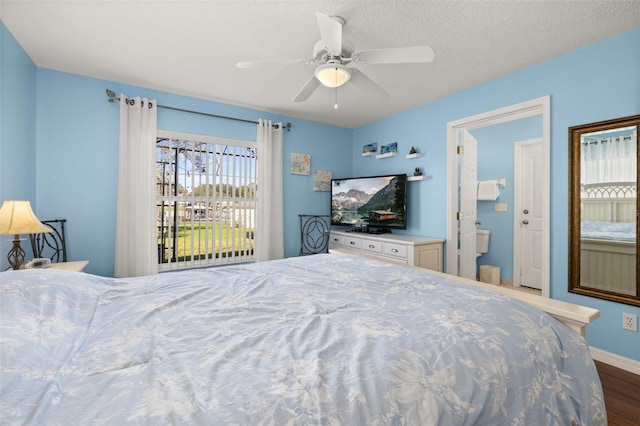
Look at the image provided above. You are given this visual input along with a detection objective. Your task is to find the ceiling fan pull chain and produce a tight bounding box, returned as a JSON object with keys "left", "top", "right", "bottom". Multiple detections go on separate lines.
{"left": 334, "top": 67, "right": 339, "bottom": 109}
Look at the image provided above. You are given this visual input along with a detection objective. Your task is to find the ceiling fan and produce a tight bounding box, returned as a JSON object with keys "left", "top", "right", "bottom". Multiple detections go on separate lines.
{"left": 236, "top": 12, "right": 434, "bottom": 106}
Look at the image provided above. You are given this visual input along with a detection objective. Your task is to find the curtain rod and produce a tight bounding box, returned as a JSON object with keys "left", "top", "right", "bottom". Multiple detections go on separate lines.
{"left": 105, "top": 89, "right": 291, "bottom": 131}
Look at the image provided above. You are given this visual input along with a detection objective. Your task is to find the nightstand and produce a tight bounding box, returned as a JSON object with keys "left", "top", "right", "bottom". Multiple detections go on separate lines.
{"left": 49, "top": 260, "right": 89, "bottom": 272}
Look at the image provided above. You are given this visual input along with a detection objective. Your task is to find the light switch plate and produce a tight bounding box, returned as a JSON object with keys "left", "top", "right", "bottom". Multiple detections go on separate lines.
{"left": 495, "top": 203, "right": 508, "bottom": 212}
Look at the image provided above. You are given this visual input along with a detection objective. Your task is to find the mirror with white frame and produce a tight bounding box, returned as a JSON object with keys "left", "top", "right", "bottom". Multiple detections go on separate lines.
{"left": 569, "top": 114, "right": 639, "bottom": 306}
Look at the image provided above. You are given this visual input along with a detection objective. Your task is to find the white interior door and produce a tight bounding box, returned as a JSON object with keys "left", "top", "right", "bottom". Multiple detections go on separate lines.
{"left": 447, "top": 96, "right": 550, "bottom": 296}
{"left": 459, "top": 130, "right": 478, "bottom": 280}
{"left": 514, "top": 138, "right": 543, "bottom": 289}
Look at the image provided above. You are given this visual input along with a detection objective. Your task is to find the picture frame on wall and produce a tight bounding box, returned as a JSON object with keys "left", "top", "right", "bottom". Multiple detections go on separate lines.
{"left": 290, "top": 152, "right": 311, "bottom": 175}
{"left": 381, "top": 142, "right": 398, "bottom": 154}
{"left": 362, "top": 143, "right": 377, "bottom": 155}
{"left": 313, "top": 170, "right": 332, "bottom": 191}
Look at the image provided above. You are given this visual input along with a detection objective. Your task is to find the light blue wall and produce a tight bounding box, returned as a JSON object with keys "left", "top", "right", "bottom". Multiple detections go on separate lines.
{"left": 0, "top": 22, "right": 37, "bottom": 266}
{"left": 32, "top": 70, "right": 352, "bottom": 276}
{"left": 353, "top": 28, "right": 640, "bottom": 361}
{"left": 352, "top": 106, "right": 450, "bottom": 238}
{"left": 1, "top": 18, "right": 638, "bottom": 361}
{"left": 0, "top": 22, "right": 352, "bottom": 275}
{"left": 471, "top": 116, "right": 542, "bottom": 280}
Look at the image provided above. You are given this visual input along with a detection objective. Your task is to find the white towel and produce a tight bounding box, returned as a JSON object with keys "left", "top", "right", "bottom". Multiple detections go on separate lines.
{"left": 477, "top": 180, "right": 499, "bottom": 201}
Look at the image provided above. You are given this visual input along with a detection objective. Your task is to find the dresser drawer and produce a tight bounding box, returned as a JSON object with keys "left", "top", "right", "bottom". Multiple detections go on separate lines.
{"left": 360, "top": 238, "right": 382, "bottom": 254}
{"left": 343, "top": 237, "right": 362, "bottom": 249}
{"left": 329, "top": 234, "right": 345, "bottom": 247}
{"left": 383, "top": 242, "right": 408, "bottom": 258}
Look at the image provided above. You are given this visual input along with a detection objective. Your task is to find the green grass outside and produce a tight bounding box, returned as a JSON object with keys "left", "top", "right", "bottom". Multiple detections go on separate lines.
{"left": 158, "top": 221, "right": 254, "bottom": 262}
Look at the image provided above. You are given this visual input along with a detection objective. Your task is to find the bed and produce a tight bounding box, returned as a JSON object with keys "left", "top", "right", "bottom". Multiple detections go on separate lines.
{"left": 0, "top": 252, "right": 605, "bottom": 425}
{"left": 580, "top": 182, "right": 636, "bottom": 295}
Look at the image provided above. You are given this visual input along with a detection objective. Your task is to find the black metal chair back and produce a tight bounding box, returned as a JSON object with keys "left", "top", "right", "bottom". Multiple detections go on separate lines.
{"left": 299, "top": 215, "right": 330, "bottom": 256}
{"left": 30, "top": 219, "right": 67, "bottom": 263}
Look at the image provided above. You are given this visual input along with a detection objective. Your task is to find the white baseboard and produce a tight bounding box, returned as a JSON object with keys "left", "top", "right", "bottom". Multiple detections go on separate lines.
{"left": 590, "top": 346, "right": 640, "bottom": 375}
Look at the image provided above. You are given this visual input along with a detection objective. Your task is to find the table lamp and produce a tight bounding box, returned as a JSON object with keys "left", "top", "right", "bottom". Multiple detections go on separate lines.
{"left": 0, "top": 200, "right": 52, "bottom": 270}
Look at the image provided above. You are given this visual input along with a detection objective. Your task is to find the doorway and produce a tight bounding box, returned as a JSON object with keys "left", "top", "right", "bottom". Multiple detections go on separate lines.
{"left": 446, "top": 96, "right": 551, "bottom": 297}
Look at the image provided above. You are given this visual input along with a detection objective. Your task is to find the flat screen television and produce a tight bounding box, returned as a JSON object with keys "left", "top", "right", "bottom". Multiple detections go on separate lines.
{"left": 331, "top": 174, "right": 407, "bottom": 232}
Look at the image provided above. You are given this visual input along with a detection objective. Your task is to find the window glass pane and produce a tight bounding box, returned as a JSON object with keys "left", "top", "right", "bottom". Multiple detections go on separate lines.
{"left": 156, "top": 134, "right": 256, "bottom": 270}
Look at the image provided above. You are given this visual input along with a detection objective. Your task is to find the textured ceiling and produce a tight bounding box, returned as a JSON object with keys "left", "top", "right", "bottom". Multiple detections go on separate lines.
{"left": 2, "top": 1, "right": 639, "bottom": 129}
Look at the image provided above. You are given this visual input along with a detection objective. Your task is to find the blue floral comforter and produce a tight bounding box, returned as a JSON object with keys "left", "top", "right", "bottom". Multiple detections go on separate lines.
{"left": 0, "top": 253, "right": 605, "bottom": 425}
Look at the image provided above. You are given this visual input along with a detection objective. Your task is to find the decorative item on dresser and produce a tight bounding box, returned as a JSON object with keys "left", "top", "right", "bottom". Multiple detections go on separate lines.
{"left": 0, "top": 200, "right": 52, "bottom": 270}
{"left": 329, "top": 229, "right": 444, "bottom": 271}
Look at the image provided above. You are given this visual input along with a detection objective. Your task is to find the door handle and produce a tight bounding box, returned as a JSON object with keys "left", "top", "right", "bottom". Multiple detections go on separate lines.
{"left": 522, "top": 220, "right": 529, "bottom": 225}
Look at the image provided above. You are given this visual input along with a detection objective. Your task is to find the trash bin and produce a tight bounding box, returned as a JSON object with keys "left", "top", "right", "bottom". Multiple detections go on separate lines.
{"left": 479, "top": 265, "right": 500, "bottom": 285}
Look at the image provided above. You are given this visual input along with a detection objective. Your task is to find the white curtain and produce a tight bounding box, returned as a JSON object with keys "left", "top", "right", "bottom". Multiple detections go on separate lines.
{"left": 255, "top": 119, "right": 284, "bottom": 261}
{"left": 581, "top": 134, "right": 637, "bottom": 184}
{"left": 115, "top": 95, "right": 158, "bottom": 277}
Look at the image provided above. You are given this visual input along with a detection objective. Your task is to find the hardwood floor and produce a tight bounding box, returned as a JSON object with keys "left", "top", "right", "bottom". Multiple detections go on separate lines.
{"left": 594, "top": 360, "right": 640, "bottom": 425}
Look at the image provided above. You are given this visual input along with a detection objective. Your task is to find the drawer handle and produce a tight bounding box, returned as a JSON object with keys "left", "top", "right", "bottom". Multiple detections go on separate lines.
{"left": 391, "top": 248, "right": 399, "bottom": 253}
{"left": 368, "top": 244, "right": 375, "bottom": 248}
{"left": 333, "top": 238, "right": 339, "bottom": 242}
{"left": 350, "top": 241, "right": 356, "bottom": 245}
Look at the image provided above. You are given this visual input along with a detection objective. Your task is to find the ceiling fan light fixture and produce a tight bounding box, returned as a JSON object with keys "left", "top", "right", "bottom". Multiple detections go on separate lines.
{"left": 315, "top": 64, "right": 351, "bottom": 88}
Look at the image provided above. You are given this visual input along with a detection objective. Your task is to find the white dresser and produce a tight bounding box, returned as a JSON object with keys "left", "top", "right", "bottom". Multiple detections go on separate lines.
{"left": 329, "top": 230, "right": 444, "bottom": 271}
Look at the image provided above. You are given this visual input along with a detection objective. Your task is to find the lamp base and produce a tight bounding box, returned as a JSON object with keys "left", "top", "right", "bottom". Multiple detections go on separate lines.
{"left": 7, "top": 234, "right": 26, "bottom": 270}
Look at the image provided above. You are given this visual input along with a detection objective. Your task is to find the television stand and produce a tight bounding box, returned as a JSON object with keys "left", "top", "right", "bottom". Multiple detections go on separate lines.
{"left": 329, "top": 230, "right": 444, "bottom": 271}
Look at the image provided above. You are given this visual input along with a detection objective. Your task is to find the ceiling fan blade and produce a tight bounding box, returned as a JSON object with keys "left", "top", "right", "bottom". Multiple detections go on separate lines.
{"left": 315, "top": 12, "right": 343, "bottom": 55}
{"left": 349, "top": 69, "right": 390, "bottom": 99}
{"left": 354, "top": 45, "right": 435, "bottom": 64}
{"left": 237, "top": 58, "right": 308, "bottom": 69}
{"left": 293, "top": 76, "right": 321, "bottom": 102}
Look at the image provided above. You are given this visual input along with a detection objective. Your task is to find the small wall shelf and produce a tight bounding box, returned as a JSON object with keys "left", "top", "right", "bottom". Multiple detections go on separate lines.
{"left": 406, "top": 153, "right": 422, "bottom": 159}
{"left": 362, "top": 152, "right": 375, "bottom": 157}
{"left": 376, "top": 152, "right": 398, "bottom": 159}
{"left": 407, "top": 175, "right": 427, "bottom": 181}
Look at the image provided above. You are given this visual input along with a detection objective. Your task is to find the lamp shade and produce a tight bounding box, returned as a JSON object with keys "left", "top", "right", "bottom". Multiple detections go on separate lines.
{"left": 315, "top": 64, "right": 352, "bottom": 88}
{"left": 0, "top": 200, "right": 52, "bottom": 235}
